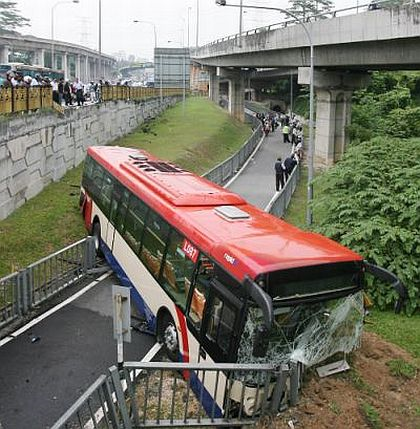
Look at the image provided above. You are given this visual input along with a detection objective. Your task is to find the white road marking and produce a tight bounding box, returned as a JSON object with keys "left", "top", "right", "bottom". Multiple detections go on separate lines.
{"left": 0, "top": 271, "right": 112, "bottom": 348}
{"left": 224, "top": 132, "right": 265, "bottom": 189}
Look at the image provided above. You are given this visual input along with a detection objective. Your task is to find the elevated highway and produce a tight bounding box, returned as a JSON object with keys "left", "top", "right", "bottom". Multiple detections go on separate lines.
{"left": 192, "top": 4, "right": 420, "bottom": 165}
{"left": 0, "top": 34, "right": 115, "bottom": 81}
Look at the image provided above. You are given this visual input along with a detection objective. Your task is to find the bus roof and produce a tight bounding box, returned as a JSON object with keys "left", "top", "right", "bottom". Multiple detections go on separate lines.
{"left": 88, "top": 146, "right": 363, "bottom": 281}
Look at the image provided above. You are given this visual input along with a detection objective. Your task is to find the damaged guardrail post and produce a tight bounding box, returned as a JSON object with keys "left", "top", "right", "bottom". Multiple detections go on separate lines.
{"left": 109, "top": 365, "right": 132, "bottom": 429}
{"left": 289, "top": 361, "right": 299, "bottom": 407}
{"left": 270, "top": 364, "right": 289, "bottom": 413}
{"left": 83, "top": 236, "right": 96, "bottom": 273}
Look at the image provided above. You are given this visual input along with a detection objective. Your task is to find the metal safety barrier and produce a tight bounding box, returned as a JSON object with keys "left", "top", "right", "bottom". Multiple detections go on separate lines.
{"left": 52, "top": 361, "right": 299, "bottom": 429}
{"left": 101, "top": 86, "right": 185, "bottom": 103}
{"left": 266, "top": 164, "right": 300, "bottom": 217}
{"left": 0, "top": 86, "right": 185, "bottom": 115}
{"left": 0, "top": 86, "right": 54, "bottom": 114}
{"left": 204, "top": 112, "right": 263, "bottom": 186}
{"left": 0, "top": 236, "right": 96, "bottom": 330}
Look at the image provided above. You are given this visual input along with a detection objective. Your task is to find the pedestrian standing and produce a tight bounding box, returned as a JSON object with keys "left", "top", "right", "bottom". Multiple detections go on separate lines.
{"left": 73, "top": 78, "right": 84, "bottom": 106}
{"left": 63, "top": 80, "right": 72, "bottom": 105}
{"left": 274, "top": 157, "right": 285, "bottom": 191}
{"left": 282, "top": 123, "right": 290, "bottom": 144}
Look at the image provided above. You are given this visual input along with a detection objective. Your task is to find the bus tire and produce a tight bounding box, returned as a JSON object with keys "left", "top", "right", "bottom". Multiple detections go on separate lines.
{"left": 157, "top": 312, "right": 179, "bottom": 362}
{"left": 92, "top": 220, "right": 103, "bottom": 257}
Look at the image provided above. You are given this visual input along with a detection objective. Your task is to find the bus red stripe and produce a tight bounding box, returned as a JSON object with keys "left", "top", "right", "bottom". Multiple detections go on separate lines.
{"left": 175, "top": 307, "right": 189, "bottom": 363}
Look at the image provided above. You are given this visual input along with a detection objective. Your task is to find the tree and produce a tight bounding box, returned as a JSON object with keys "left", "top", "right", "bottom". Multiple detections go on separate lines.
{"left": 287, "top": 0, "right": 333, "bottom": 20}
{"left": 0, "top": 1, "right": 30, "bottom": 34}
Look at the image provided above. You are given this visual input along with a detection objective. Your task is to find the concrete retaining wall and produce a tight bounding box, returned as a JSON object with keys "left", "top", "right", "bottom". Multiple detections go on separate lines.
{"left": 0, "top": 96, "right": 180, "bottom": 220}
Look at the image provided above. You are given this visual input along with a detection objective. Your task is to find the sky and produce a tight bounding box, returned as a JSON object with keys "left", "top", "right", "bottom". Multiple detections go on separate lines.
{"left": 14, "top": 0, "right": 356, "bottom": 61}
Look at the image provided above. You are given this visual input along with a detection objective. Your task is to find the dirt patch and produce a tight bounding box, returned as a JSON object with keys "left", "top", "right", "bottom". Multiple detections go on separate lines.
{"left": 261, "top": 332, "right": 420, "bottom": 429}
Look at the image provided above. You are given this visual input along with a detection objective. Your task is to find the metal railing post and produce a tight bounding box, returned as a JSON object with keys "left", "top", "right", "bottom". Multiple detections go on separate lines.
{"left": 109, "top": 366, "right": 133, "bottom": 429}
{"left": 270, "top": 364, "right": 288, "bottom": 413}
{"left": 289, "top": 361, "right": 299, "bottom": 406}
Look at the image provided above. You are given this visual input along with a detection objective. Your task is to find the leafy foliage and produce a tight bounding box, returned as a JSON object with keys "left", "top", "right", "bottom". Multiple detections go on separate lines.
{"left": 313, "top": 137, "right": 420, "bottom": 314}
{"left": 287, "top": 0, "right": 333, "bottom": 20}
{"left": 0, "top": 1, "right": 29, "bottom": 33}
{"left": 349, "top": 72, "right": 420, "bottom": 141}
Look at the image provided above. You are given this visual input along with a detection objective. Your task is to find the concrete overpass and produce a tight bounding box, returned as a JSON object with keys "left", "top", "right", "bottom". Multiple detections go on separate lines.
{"left": 0, "top": 34, "right": 116, "bottom": 81}
{"left": 192, "top": 4, "right": 420, "bottom": 165}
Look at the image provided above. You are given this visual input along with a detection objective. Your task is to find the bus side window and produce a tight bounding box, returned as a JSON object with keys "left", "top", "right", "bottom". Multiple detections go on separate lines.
{"left": 82, "top": 156, "right": 95, "bottom": 191}
{"left": 187, "top": 256, "right": 214, "bottom": 330}
{"left": 160, "top": 231, "right": 195, "bottom": 311}
{"left": 97, "top": 172, "right": 114, "bottom": 216}
{"left": 122, "top": 197, "right": 148, "bottom": 253}
{"left": 140, "top": 210, "right": 170, "bottom": 279}
{"left": 110, "top": 186, "right": 130, "bottom": 233}
{"left": 90, "top": 161, "right": 104, "bottom": 201}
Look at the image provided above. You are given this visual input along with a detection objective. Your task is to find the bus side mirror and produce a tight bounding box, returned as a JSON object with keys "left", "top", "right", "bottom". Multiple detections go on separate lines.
{"left": 252, "top": 325, "right": 269, "bottom": 358}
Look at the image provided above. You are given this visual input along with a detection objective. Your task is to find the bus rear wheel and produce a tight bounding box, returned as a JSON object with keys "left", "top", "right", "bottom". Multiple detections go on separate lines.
{"left": 157, "top": 313, "right": 179, "bottom": 362}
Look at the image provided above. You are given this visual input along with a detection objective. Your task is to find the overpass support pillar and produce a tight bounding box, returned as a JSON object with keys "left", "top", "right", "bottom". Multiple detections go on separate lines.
{"left": 208, "top": 68, "right": 220, "bottom": 105}
{"left": 63, "top": 52, "right": 69, "bottom": 80}
{"left": 299, "top": 68, "right": 370, "bottom": 166}
{"left": 0, "top": 45, "right": 9, "bottom": 63}
{"left": 228, "top": 77, "right": 245, "bottom": 122}
{"left": 218, "top": 68, "right": 246, "bottom": 122}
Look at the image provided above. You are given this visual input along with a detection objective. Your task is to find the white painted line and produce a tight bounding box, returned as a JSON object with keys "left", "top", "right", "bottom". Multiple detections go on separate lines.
{"left": 224, "top": 132, "right": 266, "bottom": 189}
{"left": 84, "top": 342, "right": 162, "bottom": 429}
{"left": 0, "top": 271, "right": 112, "bottom": 348}
{"left": 264, "top": 192, "right": 280, "bottom": 213}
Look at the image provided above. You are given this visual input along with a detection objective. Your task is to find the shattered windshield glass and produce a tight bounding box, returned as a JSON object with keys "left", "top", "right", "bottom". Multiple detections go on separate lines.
{"left": 237, "top": 291, "right": 364, "bottom": 368}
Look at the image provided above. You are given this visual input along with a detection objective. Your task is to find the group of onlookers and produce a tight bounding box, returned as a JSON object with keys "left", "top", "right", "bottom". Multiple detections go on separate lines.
{"left": 51, "top": 78, "right": 103, "bottom": 107}
{"left": 268, "top": 111, "right": 304, "bottom": 192}
{"left": 1, "top": 70, "right": 52, "bottom": 88}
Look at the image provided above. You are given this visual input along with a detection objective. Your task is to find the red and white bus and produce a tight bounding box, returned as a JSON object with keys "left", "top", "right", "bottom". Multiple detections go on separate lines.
{"left": 80, "top": 146, "right": 403, "bottom": 415}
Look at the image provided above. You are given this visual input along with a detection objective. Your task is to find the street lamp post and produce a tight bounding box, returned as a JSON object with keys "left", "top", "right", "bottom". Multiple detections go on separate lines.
{"left": 196, "top": 0, "right": 199, "bottom": 48}
{"left": 51, "top": 0, "right": 79, "bottom": 70}
{"left": 216, "top": 1, "right": 315, "bottom": 226}
{"left": 133, "top": 20, "right": 159, "bottom": 102}
{"left": 99, "top": 0, "right": 102, "bottom": 79}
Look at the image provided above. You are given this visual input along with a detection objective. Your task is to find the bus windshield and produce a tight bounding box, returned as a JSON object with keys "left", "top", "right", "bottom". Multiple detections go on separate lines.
{"left": 237, "top": 291, "right": 364, "bottom": 370}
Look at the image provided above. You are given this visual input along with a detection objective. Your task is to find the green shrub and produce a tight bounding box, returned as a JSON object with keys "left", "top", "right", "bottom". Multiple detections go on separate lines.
{"left": 313, "top": 137, "right": 420, "bottom": 314}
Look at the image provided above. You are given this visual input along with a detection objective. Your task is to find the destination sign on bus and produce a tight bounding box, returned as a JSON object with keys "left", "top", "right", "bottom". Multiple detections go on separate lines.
{"left": 182, "top": 239, "right": 199, "bottom": 263}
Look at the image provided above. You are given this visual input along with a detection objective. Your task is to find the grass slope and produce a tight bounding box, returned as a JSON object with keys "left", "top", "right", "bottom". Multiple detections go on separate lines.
{"left": 0, "top": 98, "right": 251, "bottom": 277}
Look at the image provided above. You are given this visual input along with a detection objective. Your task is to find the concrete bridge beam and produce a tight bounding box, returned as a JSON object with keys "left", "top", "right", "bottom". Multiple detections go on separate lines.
{"left": 299, "top": 68, "right": 371, "bottom": 166}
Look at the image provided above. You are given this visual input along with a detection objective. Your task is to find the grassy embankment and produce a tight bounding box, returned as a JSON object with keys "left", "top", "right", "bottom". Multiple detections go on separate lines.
{"left": 0, "top": 97, "right": 251, "bottom": 277}
{"left": 284, "top": 166, "right": 420, "bottom": 361}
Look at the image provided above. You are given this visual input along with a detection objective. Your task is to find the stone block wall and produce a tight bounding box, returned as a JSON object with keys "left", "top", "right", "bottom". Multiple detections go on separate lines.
{"left": 0, "top": 96, "right": 180, "bottom": 220}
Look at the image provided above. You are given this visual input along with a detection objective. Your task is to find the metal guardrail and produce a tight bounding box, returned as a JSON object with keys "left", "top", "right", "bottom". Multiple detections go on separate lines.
{"left": 0, "top": 86, "right": 184, "bottom": 115}
{"left": 0, "top": 86, "right": 53, "bottom": 114}
{"left": 101, "top": 86, "right": 185, "bottom": 102}
{"left": 52, "top": 361, "right": 299, "bottom": 429}
{"left": 0, "top": 236, "right": 96, "bottom": 330}
{"left": 203, "top": 112, "right": 263, "bottom": 186}
{"left": 266, "top": 165, "right": 300, "bottom": 217}
{"left": 199, "top": 1, "right": 411, "bottom": 48}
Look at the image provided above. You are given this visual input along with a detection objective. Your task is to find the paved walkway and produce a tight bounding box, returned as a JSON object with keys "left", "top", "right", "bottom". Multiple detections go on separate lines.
{"left": 227, "top": 124, "right": 293, "bottom": 210}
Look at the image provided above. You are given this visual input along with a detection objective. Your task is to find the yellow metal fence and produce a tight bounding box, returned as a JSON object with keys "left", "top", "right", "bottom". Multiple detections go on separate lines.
{"left": 101, "top": 86, "right": 185, "bottom": 102}
{"left": 0, "top": 86, "right": 185, "bottom": 114}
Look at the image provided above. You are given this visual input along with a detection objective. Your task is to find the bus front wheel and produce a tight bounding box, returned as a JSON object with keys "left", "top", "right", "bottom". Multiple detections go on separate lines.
{"left": 157, "top": 313, "right": 179, "bottom": 362}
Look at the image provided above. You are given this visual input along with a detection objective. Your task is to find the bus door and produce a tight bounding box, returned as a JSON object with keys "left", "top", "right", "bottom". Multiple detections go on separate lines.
{"left": 200, "top": 279, "right": 245, "bottom": 364}
{"left": 106, "top": 183, "right": 130, "bottom": 250}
